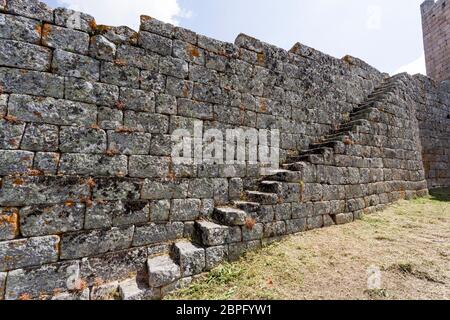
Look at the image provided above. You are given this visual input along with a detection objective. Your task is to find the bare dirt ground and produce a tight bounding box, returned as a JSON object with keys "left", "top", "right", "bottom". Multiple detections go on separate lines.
{"left": 166, "top": 188, "right": 450, "bottom": 300}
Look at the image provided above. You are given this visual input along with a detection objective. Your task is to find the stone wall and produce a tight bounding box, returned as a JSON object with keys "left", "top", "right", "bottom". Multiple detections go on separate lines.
{"left": 421, "top": 0, "right": 450, "bottom": 82}
{"left": 0, "top": 0, "right": 448, "bottom": 300}
{"left": 414, "top": 76, "right": 450, "bottom": 188}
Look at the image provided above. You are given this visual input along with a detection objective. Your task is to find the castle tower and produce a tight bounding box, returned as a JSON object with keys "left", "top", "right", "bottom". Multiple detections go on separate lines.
{"left": 421, "top": 0, "right": 450, "bottom": 82}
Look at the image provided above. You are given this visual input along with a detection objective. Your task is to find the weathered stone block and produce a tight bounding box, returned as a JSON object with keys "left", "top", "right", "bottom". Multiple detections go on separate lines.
{"left": 90, "top": 35, "right": 116, "bottom": 61}
{"left": 334, "top": 213, "right": 354, "bottom": 225}
{"left": 65, "top": 77, "right": 119, "bottom": 106}
{"left": 20, "top": 203, "right": 85, "bottom": 237}
{"left": 119, "top": 278, "right": 160, "bottom": 300}
{"left": 307, "top": 216, "right": 324, "bottom": 230}
{"left": 139, "top": 31, "right": 172, "bottom": 56}
{"left": 80, "top": 247, "right": 148, "bottom": 286}
{"left": 160, "top": 276, "right": 192, "bottom": 297}
{"left": 0, "top": 39, "right": 51, "bottom": 72}
{"left": 188, "top": 178, "right": 215, "bottom": 199}
{"left": 156, "top": 93, "right": 177, "bottom": 115}
{"left": 100, "top": 62, "right": 140, "bottom": 88}
{"left": 205, "top": 246, "right": 228, "bottom": 270}
{"left": 0, "top": 94, "right": 6, "bottom": 117}
{"left": 5, "top": 261, "right": 80, "bottom": 300}
{"left": 133, "top": 222, "right": 184, "bottom": 246}
{"left": 172, "top": 242, "right": 205, "bottom": 277}
{"left": 159, "top": 56, "right": 189, "bottom": 79}
{"left": 21, "top": 123, "right": 59, "bottom": 151}
{"left": 141, "top": 70, "right": 166, "bottom": 92}
{"left": 150, "top": 200, "right": 171, "bottom": 222}
{"left": 242, "top": 223, "right": 264, "bottom": 241}
{"left": 0, "top": 236, "right": 60, "bottom": 271}
{"left": 59, "top": 126, "right": 107, "bottom": 153}
{"left": 195, "top": 220, "right": 229, "bottom": 246}
{"left": 98, "top": 106, "right": 122, "bottom": 129}
{"left": 0, "top": 208, "right": 19, "bottom": 241}
{"left": 60, "top": 226, "right": 134, "bottom": 260}
{"left": 120, "top": 87, "right": 155, "bottom": 113}
{"left": 51, "top": 289, "right": 90, "bottom": 300}
{"left": 124, "top": 110, "right": 169, "bottom": 133}
{"left": 150, "top": 134, "right": 172, "bottom": 156}
{"left": 166, "top": 76, "right": 193, "bottom": 98}
{"left": 0, "top": 67, "right": 64, "bottom": 98}
{"left": 286, "top": 218, "right": 307, "bottom": 234}
{"left": 171, "top": 199, "right": 201, "bottom": 221}
{"left": 172, "top": 40, "right": 205, "bottom": 65}
{"left": 263, "top": 221, "right": 286, "bottom": 238}
{"left": 59, "top": 154, "right": 128, "bottom": 176}
{"left": 108, "top": 131, "right": 151, "bottom": 155}
{"left": 274, "top": 203, "right": 292, "bottom": 221}
{"left": 0, "top": 176, "right": 89, "bottom": 206}
{"left": 54, "top": 7, "right": 95, "bottom": 33}
{"left": 52, "top": 49, "right": 100, "bottom": 81}
{"left": 8, "top": 94, "right": 97, "bottom": 126}
{"left": 147, "top": 255, "right": 180, "bottom": 288}
{"left": 141, "top": 179, "right": 189, "bottom": 200}
{"left": 140, "top": 16, "right": 175, "bottom": 37}
{"left": 42, "top": 24, "right": 90, "bottom": 54}
{"left": 193, "top": 83, "right": 225, "bottom": 104}
{"left": 92, "top": 177, "right": 141, "bottom": 201}
{"left": 0, "top": 150, "right": 33, "bottom": 175}
{"left": 0, "top": 119, "right": 25, "bottom": 150}
{"left": 6, "top": 0, "right": 53, "bottom": 22}
{"left": 0, "top": 14, "right": 42, "bottom": 44}
{"left": 113, "top": 201, "right": 149, "bottom": 227}
{"left": 116, "top": 44, "right": 159, "bottom": 71}
{"left": 90, "top": 281, "right": 119, "bottom": 300}
{"left": 178, "top": 98, "right": 214, "bottom": 120}
{"left": 129, "top": 155, "right": 170, "bottom": 178}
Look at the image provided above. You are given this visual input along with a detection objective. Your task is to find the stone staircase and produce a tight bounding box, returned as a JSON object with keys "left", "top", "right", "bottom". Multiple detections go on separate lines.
{"left": 97, "top": 76, "right": 405, "bottom": 300}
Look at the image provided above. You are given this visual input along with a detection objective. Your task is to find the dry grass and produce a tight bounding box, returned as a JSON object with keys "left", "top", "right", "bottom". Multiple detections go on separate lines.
{"left": 166, "top": 188, "right": 450, "bottom": 300}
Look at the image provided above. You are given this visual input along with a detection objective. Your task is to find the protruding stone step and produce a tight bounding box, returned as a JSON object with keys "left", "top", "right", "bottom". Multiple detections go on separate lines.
{"left": 172, "top": 242, "right": 205, "bottom": 277}
{"left": 309, "top": 140, "right": 340, "bottom": 149}
{"left": 259, "top": 181, "right": 283, "bottom": 194}
{"left": 213, "top": 207, "right": 247, "bottom": 226}
{"left": 147, "top": 255, "right": 181, "bottom": 288}
{"left": 195, "top": 220, "right": 229, "bottom": 246}
{"left": 282, "top": 162, "right": 308, "bottom": 172}
{"left": 245, "top": 191, "right": 279, "bottom": 205}
{"left": 233, "top": 201, "right": 260, "bottom": 212}
{"left": 264, "top": 169, "right": 302, "bottom": 182}
{"left": 119, "top": 278, "right": 160, "bottom": 300}
{"left": 299, "top": 147, "right": 333, "bottom": 156}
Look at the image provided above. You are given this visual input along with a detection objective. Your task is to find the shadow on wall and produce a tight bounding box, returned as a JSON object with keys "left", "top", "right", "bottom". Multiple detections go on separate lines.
{"left": 429, "top": 188, "right": 450, "bottom": 202}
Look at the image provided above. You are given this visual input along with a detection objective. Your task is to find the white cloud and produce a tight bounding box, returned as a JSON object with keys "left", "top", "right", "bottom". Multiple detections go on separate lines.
{"left": 56, "top": 0, "right": 191, "bottom": 30}
{"left": 366, "top": 5, "right": 382, "bottom": 30}
{"left": 395, "top": 54, "right": 427, "bottom": 76}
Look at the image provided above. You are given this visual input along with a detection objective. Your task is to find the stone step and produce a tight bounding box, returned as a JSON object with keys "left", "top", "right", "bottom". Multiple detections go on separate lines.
{"left": 195, "top": 220, "right": 229, "bottom": 246}
{"left": 264, "top": 169, "right": 302, "bottom": 182}
{"left": 119, "top": 278, "right": 160, "bottom": 300}
{"left": 233, "top": 201, "right": 260, "bottom": 212}
{"left": 147, "top": 255, "right": 181, "bottom": 289}
{"left": 281, "top": 161, "right": 308, "bottom": 172}
{"left": 299, "top": 147, "right": 333, "bottom": 156}
{"left": 172, "top": 241, "right": 206, "bottom": 277}
{"left": 245, "top": 190, "right": 279, "bottom": 205}
{"left": 309, "top": 140, "right": 340, "bottom": 150}
{"left": 213, "top": 207, "right": 247, "bottom": 226}
{"left": 259, "top": 181, "right": 283, "bottom": 194}
{"left": 350, "top": 106, "right": 378, "bottom": 118}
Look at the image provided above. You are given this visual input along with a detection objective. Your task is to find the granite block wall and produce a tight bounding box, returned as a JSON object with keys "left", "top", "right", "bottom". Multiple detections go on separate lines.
{"left": 421, "top": 0, "right": 450, "bottom": 82}
{"left": 0, "top": 0, "right": 448, "bottom": 300}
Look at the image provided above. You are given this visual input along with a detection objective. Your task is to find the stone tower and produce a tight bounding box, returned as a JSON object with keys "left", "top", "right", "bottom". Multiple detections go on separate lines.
{"left": 421, "top": 0, "right": 450, "bottom": 83}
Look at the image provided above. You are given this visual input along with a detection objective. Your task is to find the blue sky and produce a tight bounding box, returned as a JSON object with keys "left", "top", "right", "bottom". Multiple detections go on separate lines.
{"left": 43, "top": 0, "right": 427, "bottom": 75}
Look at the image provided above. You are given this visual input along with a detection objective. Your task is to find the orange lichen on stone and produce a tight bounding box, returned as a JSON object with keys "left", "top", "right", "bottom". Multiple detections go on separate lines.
{"left": 89, "top": 19, "right": 98, "bottom": 31}
{"left": 105, "top": 148, "right": 118, "bottom": 157}
{"left": 245, "top": 217, "right": 256, "bottom": 230}
{"left": 90, "top": 124, "right": 101, "bottom": 130}
{"left": 28, "top": 169, "right": 43, "bottom": 176}
{"left": 18, "top": 293, "right": 32, "bottom": 301}
{"left": 12, "top": 178, "right": 24, "bottom": 186}
{"left": 188, "top": 44, "right": 200, "bottom": 58}
{"left": 40, "top": 24, "right": 52, "bottom": 44}
{"left": 257, "top": 52, "right": 265, "bottom": 65}
{"left": 113, "top": 59, "right": 127, "bottom": 67}
{"left": 4, "top": 115, "right": 18, "bottom": 123}
{"left": 259, "top": 99, "right": 267, "bottom": 113}
{"left": 85, "top": 177, "right": 96, "bottom": 188}
{"left": 116, "top": 126, "right": 136, "bottom": 133}
{"left": 115, "top": 101, "right": 125, "bottom": 110}
{"left": 64, "top": 200, "right": 75, "bottom": 207}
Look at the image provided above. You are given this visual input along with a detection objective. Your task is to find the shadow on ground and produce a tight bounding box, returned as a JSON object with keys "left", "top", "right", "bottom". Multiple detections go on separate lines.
{"left": 429, "top": 188, "right": 450, "bottom": 202}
